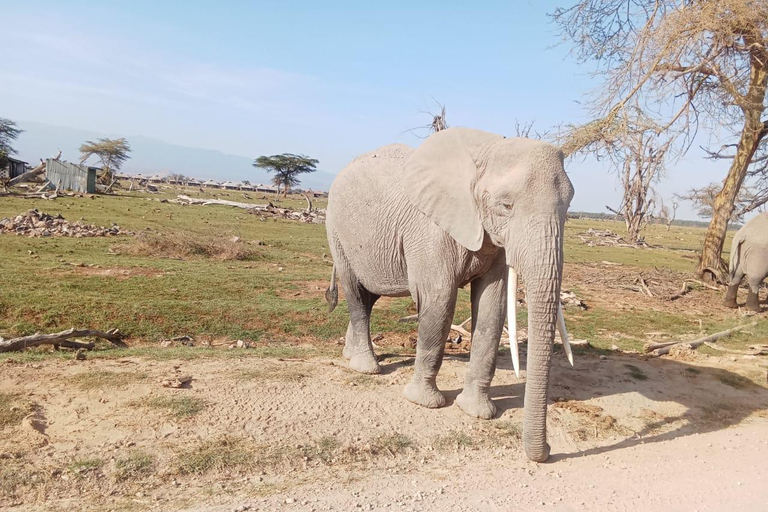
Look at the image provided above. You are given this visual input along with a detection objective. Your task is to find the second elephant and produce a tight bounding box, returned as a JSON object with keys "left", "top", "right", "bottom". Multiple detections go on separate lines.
{"left": 723, "top": 212, "right": 768, "bottom": 312}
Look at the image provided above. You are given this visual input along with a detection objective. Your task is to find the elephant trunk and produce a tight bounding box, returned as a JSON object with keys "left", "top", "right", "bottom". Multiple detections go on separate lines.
{"left": 514, "top": 218, "right": 563, "bottom": 462}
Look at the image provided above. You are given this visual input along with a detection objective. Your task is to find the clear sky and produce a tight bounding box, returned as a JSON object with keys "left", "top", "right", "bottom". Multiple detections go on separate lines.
{"left": 1, "top": 0, "right": 731, "bottom": 219}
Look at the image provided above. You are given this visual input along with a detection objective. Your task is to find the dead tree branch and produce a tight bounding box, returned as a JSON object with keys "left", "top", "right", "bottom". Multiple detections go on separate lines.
{"left": 0, "top": 328, "right": 127, "bottom": 353}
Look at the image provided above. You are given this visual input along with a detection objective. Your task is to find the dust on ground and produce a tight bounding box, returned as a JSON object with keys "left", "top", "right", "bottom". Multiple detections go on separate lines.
{"left": 2, "top": 345, "right": 768, "bottom": 511}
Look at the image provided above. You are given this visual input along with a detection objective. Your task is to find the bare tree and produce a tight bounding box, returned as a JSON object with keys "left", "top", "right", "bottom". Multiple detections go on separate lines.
{"left": 602, "top": 113, "right": 673, "bottom": 243}
{"left": 553, "top": 0, "right": 768, "bottom": 281}
{"left": 658, "top": 198, "right": 679, "bottom": 231}
{"left": 679, "top": 182, "right": 754, "bottom": 222}
{"left": 404, "top": 101, "right": 448, "bottom": 138}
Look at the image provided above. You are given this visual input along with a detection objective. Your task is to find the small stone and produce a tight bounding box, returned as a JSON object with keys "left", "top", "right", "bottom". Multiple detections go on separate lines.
{"left": 285, "top": 498, "right": 295, "bottom": 504}
{"left": 599, "top": 355, "right": 607, "bottom": 360}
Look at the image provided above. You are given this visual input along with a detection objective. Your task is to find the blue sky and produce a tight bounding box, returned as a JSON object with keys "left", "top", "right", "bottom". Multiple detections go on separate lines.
{"left": 1, "top": 0, "right": 730, "bottom": 219}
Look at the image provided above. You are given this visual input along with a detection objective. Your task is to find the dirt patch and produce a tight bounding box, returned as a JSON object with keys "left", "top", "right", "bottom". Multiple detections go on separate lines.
{"left": 55, "top": 264, "right": 165, "bottom": 280}
{"left": 275, "top": 279, "right": 330, "bottom": 299}
{"left": 2, "top": 349, "right": 767, "bottom": 511}
{"left": 112, "top": 232, "right": 260, "bottom": 261}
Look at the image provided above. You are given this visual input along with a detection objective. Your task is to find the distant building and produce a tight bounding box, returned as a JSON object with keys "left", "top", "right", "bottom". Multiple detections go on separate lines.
{"left": 148, "top": 174, "right": 165, "bottom": 183}
{"left": 221, "top": 181, "right": 239, "bottom": 190}
{"left": 256, "top": 183, "right": 278, "bottom": 194}
{"left": 2, "top": 156, "right": 28, "bottom": 179}
{"left": 202, "top": 179, "right": 219, "bottom": 188}
{"left": 240, "top": 182, "right": 255, "bottom": 191}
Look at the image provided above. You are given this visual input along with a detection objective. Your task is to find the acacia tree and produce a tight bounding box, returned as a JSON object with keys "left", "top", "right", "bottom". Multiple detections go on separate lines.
{"left": 79, "top": 138, "right": 131, "bottom": 183}
{"left": 0, "top": 118, "right": 22, "bottom": 171}
{"left": 253, "top": 153, "right": 318, "bottom": 197}
{"left": 679, "top": 182, "right": 755, "bottom": 221}
{"left": 553, "top": 0, "right": 768, "bottom": 281}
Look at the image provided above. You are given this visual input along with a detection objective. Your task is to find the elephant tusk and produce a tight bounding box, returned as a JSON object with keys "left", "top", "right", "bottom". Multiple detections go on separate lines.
{"left": 557, "top": 303, "right": 574, "bottom": 366}
{"left": 508, "top": 267, "right": 520, "bottom": 378}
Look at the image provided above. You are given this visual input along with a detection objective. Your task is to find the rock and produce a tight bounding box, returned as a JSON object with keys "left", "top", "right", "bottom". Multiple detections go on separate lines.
{"left": 599, "top": 355, "right": 607, "bottom": 360}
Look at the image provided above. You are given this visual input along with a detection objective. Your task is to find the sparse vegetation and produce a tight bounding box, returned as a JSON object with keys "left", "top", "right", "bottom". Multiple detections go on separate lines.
{"left": 176, "top": 437, "right": 255, "bottom": 475}
{"left": 432, "top": 430, "right": 473, "bottom": 452}
{"left": 136, "top": 395, "right": 207, "bottom": 419}
{"left": 68, "top": 458, "right": 104, "bottom": 476}
{"left": 67, "top": 370, "right": 146, "bottom": 391}
{"left": 114, "top": 450, "right": 155, "bottom": 481}
{"left": 0, "top": 392, "right": 32, "bottom": 428}
{"left": 625, "top": 364, "right": 649, "bottom": 382}
{"left": 370, "top": 433, "right": 414, "bottom": 456}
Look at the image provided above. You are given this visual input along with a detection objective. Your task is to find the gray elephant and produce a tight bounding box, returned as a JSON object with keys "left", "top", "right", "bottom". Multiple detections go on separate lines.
{"left": 723, "top": 212, "right": 768, "bottom": 312}
{"left": 324, "top": 127, "right": 574, "bottom": 462}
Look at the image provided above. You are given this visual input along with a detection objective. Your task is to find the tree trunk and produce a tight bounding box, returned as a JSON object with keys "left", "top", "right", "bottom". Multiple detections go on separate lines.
{"left": 697, "top": 60, "right": 767, "bottom": 283}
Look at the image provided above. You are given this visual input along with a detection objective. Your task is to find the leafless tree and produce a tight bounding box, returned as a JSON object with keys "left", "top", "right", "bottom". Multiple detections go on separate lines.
{"left": 553, "top": 0, "right": 768, "bottom": 281}
{"left": 404, "top": 101, "right": 448, "bottom": 138}
{"left": 658, "top": 198, "right": 679, "bottom": 231}
{"left": 600, "top": 112, "right": 673, "bottom": 243}
{"left": 679, "top": 181, "right": 757, "bottom": 222}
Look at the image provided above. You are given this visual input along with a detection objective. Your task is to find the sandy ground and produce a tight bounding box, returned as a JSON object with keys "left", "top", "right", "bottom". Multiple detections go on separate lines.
{"left": 2, "top": 347, "right": 768, "bottom": 511}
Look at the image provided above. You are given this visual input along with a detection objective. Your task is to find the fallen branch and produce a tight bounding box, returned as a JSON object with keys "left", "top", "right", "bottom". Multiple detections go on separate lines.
{"left": 691, "top": 279, "right": 720, "bottom": 291}
{"left": 176, "top": 195, "right": 271, "bottom": 210}
{"left": 0, "top": 328, "right": 127, "bottom": 353}
{"left": 644, "top": 322, "right": 757, "bottom": 356}
{"left": 303, "top": 193, "right": 313, "bottom": 214}
{"left": 638, "top": 277, "right": 654, "bottom": 298}
{"left": 450, "top": 324, "right": 471, "bottom": 337}
{"left": 398, "top": 314, "right": 419, "bottom": 323}
{"left": 666, "top": 281, "right": 691, "bottom": 301}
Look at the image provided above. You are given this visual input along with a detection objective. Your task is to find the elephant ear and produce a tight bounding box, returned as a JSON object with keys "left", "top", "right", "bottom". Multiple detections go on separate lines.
{"left": 403, "top": 127, "right": 504, "bottom": 251}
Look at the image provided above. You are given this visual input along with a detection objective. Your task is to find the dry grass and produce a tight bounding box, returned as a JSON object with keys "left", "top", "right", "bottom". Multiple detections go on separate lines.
{"left": 114, "top": 450, "right": 155, "bottom": 481}
{"left": 0, "top": 392, "right": 32, "bottom": 429}
{"left": 432, "top": 430, "right": 474, "bottom": 452}
{"left": 176, "top": 437, "right": 255, "bottom": 475}
{"left": 114, "top": 232, "right": 260, "bottom": 261}
{"left": 230, "top": 366, "right": 307, "bottom": 382}
{"left": 67, "top": 370, "right": 147, "bottom": 391}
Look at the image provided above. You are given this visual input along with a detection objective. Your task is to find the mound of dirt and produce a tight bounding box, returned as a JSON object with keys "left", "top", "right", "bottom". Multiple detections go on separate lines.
{"left": 0, "top": 209, "right": 131, "bottom": 237}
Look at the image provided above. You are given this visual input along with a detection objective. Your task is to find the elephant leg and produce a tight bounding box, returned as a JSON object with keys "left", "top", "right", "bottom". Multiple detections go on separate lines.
{"left": 339, "top": 268, "right": 381, "bottom": 374}
{"left": 404, "top": 288, "right": 457, "bottom": 409}
{"left": 456, "top": 253, "right": 506, "bottom": 420}
{"left": 723, "top": 269, "right": 743, "bottom": 308}
{"left": 746, "top": 276, "right": 762, "bottom": 312}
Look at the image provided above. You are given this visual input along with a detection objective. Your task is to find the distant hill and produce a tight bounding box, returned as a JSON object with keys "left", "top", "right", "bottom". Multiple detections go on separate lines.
{"left": 12, "top": 121, "right": 337, "bottom": 191}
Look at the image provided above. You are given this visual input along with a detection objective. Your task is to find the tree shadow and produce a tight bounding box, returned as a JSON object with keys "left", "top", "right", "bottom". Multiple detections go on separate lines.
{"left": 425, "top": 347, "right": 768, "bottom": 461}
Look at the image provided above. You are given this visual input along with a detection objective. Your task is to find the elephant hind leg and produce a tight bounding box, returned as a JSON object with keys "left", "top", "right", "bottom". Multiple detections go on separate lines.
{"left": 723, "top": 269, "right": 744, "bottom": 308}
{"left": 338, "top": 265, "right": 380, "bottom": 374}
{"left": 746, "top": 275, "right": 764, "bottom": 312}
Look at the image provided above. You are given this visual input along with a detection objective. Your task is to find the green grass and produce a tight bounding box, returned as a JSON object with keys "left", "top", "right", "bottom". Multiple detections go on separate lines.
{"left": 0, "top": 189, "right": 759, "bottom": 361}
{"left": 135, "top": 395, "right": 207, "bottom": 419}
{"left": 114, "top": 450, "right": 155, "bottom": 481}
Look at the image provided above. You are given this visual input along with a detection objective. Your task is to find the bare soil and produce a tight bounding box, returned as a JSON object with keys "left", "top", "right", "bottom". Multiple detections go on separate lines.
{"left": 2, "top": 346, "right": 768, "bottom": 511}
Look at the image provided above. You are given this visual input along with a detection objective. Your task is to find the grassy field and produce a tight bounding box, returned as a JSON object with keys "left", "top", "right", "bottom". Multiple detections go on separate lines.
{"left": 0, "top": 185, "right": 762, "bottom": 361}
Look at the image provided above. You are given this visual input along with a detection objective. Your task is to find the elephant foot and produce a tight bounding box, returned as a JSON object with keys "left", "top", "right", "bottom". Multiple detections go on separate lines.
{"left": 524, "top": 441, "right": 551, "bottom": 463}
{"left": 723, "top": 285, "right": 739, "bottom": 309}
{"left": 342, "top": 344, "right": 353, "bottom": 360}
{"left": 455, "top": 391, "right": 497, "bottom": 420}
{"left": 404, "top": 379, "right": 446, "bottom": 409}
{"left": 746, "top": 291, "right": 761, "bottom": 312}
{"left": 349, "top": 352, "right": 381, "bottom": 374}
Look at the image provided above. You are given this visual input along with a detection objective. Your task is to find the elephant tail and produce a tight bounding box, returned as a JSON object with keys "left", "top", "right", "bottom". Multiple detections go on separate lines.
{"left": 729, "top": 232, "right": 745, "bottom": 281}
{"left": 325, "top": 265, "right": 338, "bottom": 313}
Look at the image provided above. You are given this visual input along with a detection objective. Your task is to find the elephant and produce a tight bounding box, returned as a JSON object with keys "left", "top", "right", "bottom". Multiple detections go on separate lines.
{"left": 324, "top": 127, "right": 575, "bottom": 462}
{"left": 723, "top": 212, "right": 768, "bottom": 312}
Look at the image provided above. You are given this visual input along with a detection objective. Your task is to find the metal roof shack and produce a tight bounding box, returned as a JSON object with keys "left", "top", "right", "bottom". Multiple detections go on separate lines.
{"left": 45, "top": 159, "right": 97, "bottom": 193}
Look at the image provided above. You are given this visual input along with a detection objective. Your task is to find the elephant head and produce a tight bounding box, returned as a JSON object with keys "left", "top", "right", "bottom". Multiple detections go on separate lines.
{"left": 402, "top": 127, "right": 575, "bottom": 462}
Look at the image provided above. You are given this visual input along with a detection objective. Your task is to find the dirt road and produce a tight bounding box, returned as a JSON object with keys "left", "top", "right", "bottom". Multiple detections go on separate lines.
{"left": 2, "top": 348, "right": 768, "bottom": 511}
